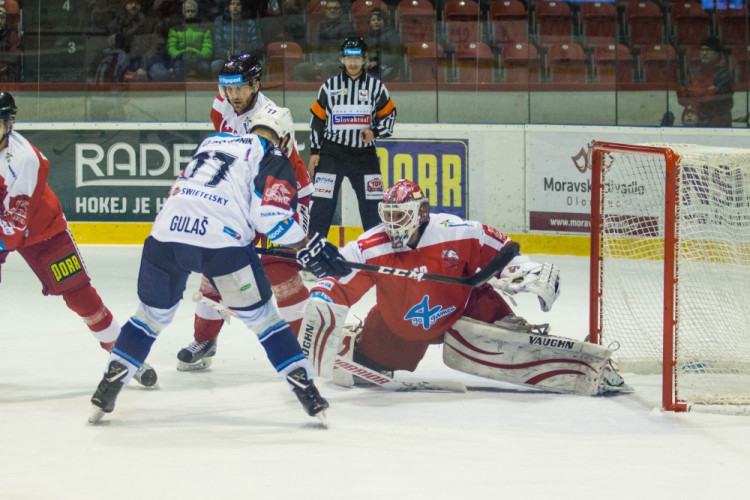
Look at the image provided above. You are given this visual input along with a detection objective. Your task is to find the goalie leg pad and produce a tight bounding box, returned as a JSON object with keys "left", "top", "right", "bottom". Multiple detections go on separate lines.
{"left": 444, "top": 318, "right": 612, "bottom": 396}
{"left": 298, "top": 298, "right": 349, "bottom": 377}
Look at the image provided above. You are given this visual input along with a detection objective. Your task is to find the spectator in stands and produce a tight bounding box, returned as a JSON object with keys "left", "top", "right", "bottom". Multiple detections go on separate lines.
{"left": 677, "top": 36, "right": 734, "bottom": 127}
{"left": 167, "top": 0, "right": 213, "bottom": 80}
{"left": 211, "top": 0, "right": 264, "bottom": 76}
{"left": 89, "top": 0, "right": 120, "bottom": 35}
{"left": 292, "top": 0, "right": 354, "bottom": 81}
{"left": 260, "top": 0, "right": 307, "bottom": 45}
{"left": 92, "top": 32, "right": 130, "bottom": 83}
{"left": 363, "top": 9, "right": 403, "bottom": 81}
{"left": 0, "top": 7, "right": 21, "bottom": 82}
{"left": 681, "top": 106, "right": 700, "bottom": 126}
{"left": 108, "top": 0, "right": 171, "bottom": 82}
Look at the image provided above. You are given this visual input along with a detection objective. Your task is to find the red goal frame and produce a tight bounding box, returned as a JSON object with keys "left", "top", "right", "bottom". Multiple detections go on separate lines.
{"left": 588, "top": 141, "right": 688, "bottom": 412}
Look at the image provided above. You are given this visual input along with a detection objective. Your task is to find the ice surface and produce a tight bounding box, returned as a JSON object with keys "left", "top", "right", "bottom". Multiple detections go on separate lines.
{"left": 1, "top": 246, "right": 749, "bottom": 500}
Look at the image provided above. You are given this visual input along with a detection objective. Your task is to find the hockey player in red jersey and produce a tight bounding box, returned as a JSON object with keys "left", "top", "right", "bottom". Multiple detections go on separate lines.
{"left": 302, "top": 179, "right": 631, "bottom": 396}
{"left": 0, "top": 91, "right": 157, "bottom": 386}
{"left": 176, "top": 55, "right": 313, "bottom": 370}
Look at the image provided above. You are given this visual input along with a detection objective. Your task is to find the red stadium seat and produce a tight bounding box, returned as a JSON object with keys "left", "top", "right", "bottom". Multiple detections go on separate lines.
{"left": 406, "top": 42, "right": 448, "bottom": 82}
{"left": 305, "top": 0, "right": 329, "bottom": 43}
{"left": 717, "top": 8, "right": 749, "bottom": 48}
{"left": 488, "top": 0, "right": 529, "bottom": 46}
{"left": 443, "top": 0, "right": 482, "bottom": 47}
{"left": 580, "top": 1, "right": 618, "bottom": 46}
{"left": 397, "top": 0, "right": 436, "bottom": 44}
{"left": 594, "top": 43, "right": 635, "bottom": 83}
{"left": 500, "top": 42, "right": 540, "bottom": 83}
{"left": 534, "top": 0, "right": 574, "bottom": 45}
{"left": 454, "top": 42, "right": 495, "bottom": 83}
{"left": 669, "top": 2, "right": 711, "bottom": 47}
{"left": 265, "top": 41, "right": 304, "bottom": 82}
{"left": 352, "top": 0, "right": 390, "bottom": 37}
{"left": 546, "top": 42, "right": 587, "bottom": 84}
{"left": 640, "top": 43, "right": 679, "bottom": 83}
{"left": 624, "top": 1, "right": 664, "bottom": 46}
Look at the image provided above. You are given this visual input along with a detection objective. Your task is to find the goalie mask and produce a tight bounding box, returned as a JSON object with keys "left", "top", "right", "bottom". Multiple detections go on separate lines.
{"left": 249, "top": 105, "right": 295, "bottom": 156}
{"left": 378, "top": 179, "right": 430, "bottom": 248}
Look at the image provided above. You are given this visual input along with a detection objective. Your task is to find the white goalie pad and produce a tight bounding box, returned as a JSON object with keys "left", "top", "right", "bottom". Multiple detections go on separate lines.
{"left": 298, "top": 298, "right": 349, "bottom": 377}
{"left": 444, "top": 318, "right": 613, "bottom": 396}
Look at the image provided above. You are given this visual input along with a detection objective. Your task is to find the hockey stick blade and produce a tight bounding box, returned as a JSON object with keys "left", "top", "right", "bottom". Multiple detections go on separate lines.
{"left": 333, "top": 357, "right": 467, "bottom": 393}
{"left": 257, "top": 241, "right": 519, "bottom": 288}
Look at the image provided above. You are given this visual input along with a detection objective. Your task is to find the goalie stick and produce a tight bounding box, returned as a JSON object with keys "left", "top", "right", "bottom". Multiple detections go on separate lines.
{"left": 334, "top": 356, "right": 468, "bottom": 393}
{"left": 257, "top": 241, "right": 520, "bottom": 287}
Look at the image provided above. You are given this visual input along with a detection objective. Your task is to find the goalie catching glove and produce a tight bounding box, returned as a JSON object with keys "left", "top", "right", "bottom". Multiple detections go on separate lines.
{"left": 296, "top": 233, "right": 351, "bottom": 279}
{"left": 492, "top": 255, "right": 560, "bottom": 312}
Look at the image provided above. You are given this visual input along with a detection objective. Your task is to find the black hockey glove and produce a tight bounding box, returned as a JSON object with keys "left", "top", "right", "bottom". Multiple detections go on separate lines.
{"left": 296, "top": 233, "right": 351, "bottom": 279}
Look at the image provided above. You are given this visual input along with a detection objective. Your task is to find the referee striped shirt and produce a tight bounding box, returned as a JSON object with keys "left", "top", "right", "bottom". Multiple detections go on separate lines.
{"left": 309, "top": 71, "right": 396, "bottom": 153}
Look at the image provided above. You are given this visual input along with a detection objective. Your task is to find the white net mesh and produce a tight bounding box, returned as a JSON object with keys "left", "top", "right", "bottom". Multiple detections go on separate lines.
{"left": 596, "top": 144, "right": 750, "bottom": 406}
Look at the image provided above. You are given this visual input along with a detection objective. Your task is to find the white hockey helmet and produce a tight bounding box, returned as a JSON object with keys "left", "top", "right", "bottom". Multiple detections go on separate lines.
{"left": 249, "top": 105, "right": 295, "bottom": 156}
{"left": 378, "top": 179, "right": 430, "bottom": 248}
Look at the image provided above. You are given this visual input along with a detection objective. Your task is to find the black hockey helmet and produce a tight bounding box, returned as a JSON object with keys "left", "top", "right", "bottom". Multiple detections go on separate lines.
{"left": 0, "top": 91, "right": 17, "bottom": 120}
{"left": 218, "top": 54, "right": 263, "bottom": 87}
{"left": 341, "top": 37, "right": 367, "bottom": 58}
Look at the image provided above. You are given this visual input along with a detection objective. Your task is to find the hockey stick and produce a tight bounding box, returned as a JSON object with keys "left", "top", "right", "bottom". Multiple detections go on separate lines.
{"left": 257, "top": 241, "right": 520, "bottom": 287}
{"left": 333, "top": 356, "right": 468, "bottom": 393}
{"left": 192, "top": 292, "right": 236, "bottom": 322}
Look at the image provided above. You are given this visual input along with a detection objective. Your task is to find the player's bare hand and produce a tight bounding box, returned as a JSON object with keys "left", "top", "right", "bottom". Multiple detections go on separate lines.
{"left": 308, "top": 154, "right": 320, "bottom": 178}
{"left": 360, "top": 129, "right": 375, "bottom": 144}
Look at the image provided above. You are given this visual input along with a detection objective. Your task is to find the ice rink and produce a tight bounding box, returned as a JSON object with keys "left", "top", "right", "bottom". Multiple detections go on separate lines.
{"left": 1, "top": 245, "right": 749, "bottom": 500}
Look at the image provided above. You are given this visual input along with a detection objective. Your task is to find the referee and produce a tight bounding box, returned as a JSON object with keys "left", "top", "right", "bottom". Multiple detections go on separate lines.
{"left": 307, "top": 37, "right": 397, "bottom": 239}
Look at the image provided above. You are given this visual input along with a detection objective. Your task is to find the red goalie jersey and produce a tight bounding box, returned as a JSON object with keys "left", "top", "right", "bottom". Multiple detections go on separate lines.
{"left": 310, "top": 213, "right": 514, "bottom": 342}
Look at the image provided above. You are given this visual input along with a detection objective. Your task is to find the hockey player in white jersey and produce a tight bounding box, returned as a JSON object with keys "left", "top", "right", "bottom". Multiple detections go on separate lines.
{"left": 88, "top": 127, "right": 349, "bottom": 425}
{"left": 176, "top": 54, "right": 314, "bottom": 371}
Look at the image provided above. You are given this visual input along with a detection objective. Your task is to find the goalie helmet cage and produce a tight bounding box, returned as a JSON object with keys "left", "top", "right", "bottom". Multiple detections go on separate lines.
{"left": 589, "top": 141, "right": 750, "bottom": 412}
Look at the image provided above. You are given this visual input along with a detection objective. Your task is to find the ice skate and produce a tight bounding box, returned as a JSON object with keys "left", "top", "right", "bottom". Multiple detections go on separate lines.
{"left": 89, "top": 360, "right": 128, "bottom": 423}
{"left": 495, "top": 313, "right": 550, "bottom": 335}
{"left": 133, "top": 362, "right": 158, "bottom": 387}
{"left": 176, "top": 338, "right": 217, "bottom": 371}
{"left": 596, "top": 360, "right": 634, "bottom": 396}
{"left": 286, "top": 367, "right": 329, "bottom": 426}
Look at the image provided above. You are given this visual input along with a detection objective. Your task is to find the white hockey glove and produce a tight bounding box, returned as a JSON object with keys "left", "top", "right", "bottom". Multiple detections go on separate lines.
{"left": 493, "top": 256, "right": 560, "bottom": 312}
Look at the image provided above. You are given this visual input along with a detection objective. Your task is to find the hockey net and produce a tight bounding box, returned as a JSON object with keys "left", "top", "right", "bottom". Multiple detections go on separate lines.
{"left": 589, "top": 141, "right": 750, "bottom": 411}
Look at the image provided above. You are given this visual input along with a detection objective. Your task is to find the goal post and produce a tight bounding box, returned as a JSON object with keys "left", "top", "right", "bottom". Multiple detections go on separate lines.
{"left": 589, "top": 141, "right": 750, "bottom": 412}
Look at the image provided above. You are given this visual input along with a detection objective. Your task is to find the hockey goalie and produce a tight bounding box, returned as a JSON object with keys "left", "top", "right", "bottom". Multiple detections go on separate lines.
{"left": 299, "top": 179, "right": 632, "bottom": 396}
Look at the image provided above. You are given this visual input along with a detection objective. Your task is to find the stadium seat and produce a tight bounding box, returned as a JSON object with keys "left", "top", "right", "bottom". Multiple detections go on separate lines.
{"left": 397, "top": 0, "right": 436, "bottom": 44}
{"left": 669, "top": 2, "right": 711, "bottom": 47}
{"left": 594, "top": 43, "right": 635, "bottom": 84}
{"left": 454, "top": 42, "right": 495, "bottom": 83}
{"left": 533, "top": 0, "right": 574, "bottom": 45}
{"left": 580, "top": 1, "right": 618, "bottom": 46}
{"left": 305, "top": 0, "right": 329, "bottom": 43}
{"left": 500, "top": 42, "right": 540, "bottom": 83}
{"left": 488, "top": 0, "right": 529, "bottom": 46}
{"left": 731, "top": 45, "right": 750, "bottom": 86}
{"left": 352, "top": 0, "right": 390, "bottom": 37}
{"left": 443, "top": 0, "right": 482, "bottom": 47}
{"left": 624, "top": 1, "right": 664, "bottom": 46}
{"left": 639, "top": 43, "right": 679, "bottom": 84}
{"left": 716, "top": 8, "right": 749, "bottom": 48}
{"left": 546, "top": 42, "right": 587, "bottom": 84}
{"left": 406, "top": 42, "right": 448, "bottom": 82}
{"left": 265, "top": 41, "right": 305, "bottom": 82}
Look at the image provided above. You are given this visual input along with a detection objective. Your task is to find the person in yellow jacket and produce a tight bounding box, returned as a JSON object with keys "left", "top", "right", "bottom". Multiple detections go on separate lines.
{"left": 167, "top": 0, "right": 212, "bottom": 80}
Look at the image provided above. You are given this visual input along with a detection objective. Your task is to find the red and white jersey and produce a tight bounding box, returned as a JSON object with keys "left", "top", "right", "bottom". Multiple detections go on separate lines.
{"left": 210, "top": 91, "right": 313, "bottom": 209}
{"left": 0, "top": 131, "right": 67, "bottom": 251}
{"left": 310, "top": 213, "right": 514, "bottom": 341}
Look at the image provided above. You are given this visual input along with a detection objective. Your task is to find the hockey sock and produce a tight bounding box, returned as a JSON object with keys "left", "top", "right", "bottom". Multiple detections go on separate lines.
{"left": 194, "top": 315, "right": 223, "bottom": 343}
{"left": 257, "top": 321, "right": 307, "bottom": 375}
{"left": 112, "top": 318, "right": 158, "bottom": 370}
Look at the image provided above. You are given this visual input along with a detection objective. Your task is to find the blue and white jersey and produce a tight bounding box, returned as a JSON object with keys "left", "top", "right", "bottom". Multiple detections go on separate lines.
{"left": 151, "top": 133, "right": 305, "bottom": 249}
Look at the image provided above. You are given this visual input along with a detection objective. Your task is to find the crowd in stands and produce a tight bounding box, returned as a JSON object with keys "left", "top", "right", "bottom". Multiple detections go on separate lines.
{"left": 1, "top": 0, "right": 749, "bottom": 100}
